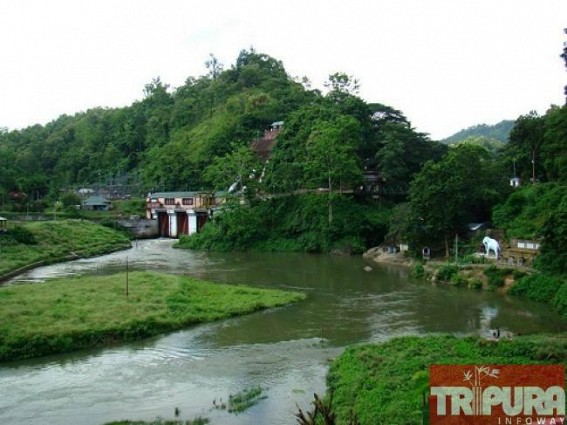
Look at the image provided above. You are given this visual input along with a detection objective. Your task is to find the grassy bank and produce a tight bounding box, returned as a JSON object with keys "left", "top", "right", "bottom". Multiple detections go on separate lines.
{"left": 0, "top": 219, "right": 132, "bottom": 279}
{"left": 411, "top": 261, "right": 567, "bottom": 317}
{"left": 0, "top": 271, "right": 305, "bottom": 361}
{"left": 324, "top": 334, "right": 567, "bottom": 424}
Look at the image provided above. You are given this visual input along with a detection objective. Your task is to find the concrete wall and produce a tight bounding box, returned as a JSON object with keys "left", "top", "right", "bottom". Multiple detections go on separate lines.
{"left": 116, "top": 218, "right": 158, "bottom": 239}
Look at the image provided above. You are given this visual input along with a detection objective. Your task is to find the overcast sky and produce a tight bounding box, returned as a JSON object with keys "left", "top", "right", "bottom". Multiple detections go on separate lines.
{"left": 1, "top": 0, "right": 565, "bottom": 139}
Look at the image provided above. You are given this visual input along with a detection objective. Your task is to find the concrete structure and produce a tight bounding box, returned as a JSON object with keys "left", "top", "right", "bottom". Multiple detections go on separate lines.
{"left": 146, "top": 191, "right": 215, "bottom": 238}
{"left": 116, "top": 218, "right": 159, "bottom": 239}
{"left": 502, "top": 238, "right": 541, "bottom": 266}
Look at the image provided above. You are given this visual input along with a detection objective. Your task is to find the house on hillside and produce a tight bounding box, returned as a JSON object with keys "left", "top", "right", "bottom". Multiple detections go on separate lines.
{"left": 0, "top": 216, "right": 7, "bottom": 232}
{"left": 83, "top": 195, "right": 111, "bottom": 211}
{"left": 145, "top": 191, "right": 216, "bottom": 238}
{"left": 250, "top": 121, "right": 283, "bottom": 161}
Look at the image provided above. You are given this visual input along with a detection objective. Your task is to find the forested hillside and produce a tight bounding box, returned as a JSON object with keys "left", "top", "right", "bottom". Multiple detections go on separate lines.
{"left": 0, "top": 48, "right": 445, "bottom": 211}
{"left": 1, "top": 47, "right": 566, "bottom": 271}
{"left": 0, "top": 50, "right": 317, "bottom": 202}
{"left": 441, "top": 120, "right": 515, "bottom": 144}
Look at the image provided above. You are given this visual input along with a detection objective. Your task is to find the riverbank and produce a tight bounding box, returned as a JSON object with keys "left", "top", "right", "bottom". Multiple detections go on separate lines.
{"left": 0, "top": 270, "right": 305, "bottom": 361}
{"left": 323, "top": 333, "right": 567, "bottom": 424}
{"left": 0, "top": 219, "right": 132, "bottom": 281}
{"left": 365, "top": 246, "right": 567, "bottom": 317}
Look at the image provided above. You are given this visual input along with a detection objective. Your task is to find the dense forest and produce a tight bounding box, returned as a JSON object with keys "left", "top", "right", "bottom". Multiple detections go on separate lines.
{"left": 1, "top": 48, "right": 566, "bottom": 277}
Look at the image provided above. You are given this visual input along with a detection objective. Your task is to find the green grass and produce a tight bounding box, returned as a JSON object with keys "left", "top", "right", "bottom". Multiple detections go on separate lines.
{"left": 326, "top": 334, "right": 567, "bottom": 424}
{"left": 0, "top": 219, "right": 131, "bottom": 277}
{"left": 0, "top": 271, "right": 305, "bottom": 361}
{"left": 213, "top": 386, "right": 267, "bottom": 413}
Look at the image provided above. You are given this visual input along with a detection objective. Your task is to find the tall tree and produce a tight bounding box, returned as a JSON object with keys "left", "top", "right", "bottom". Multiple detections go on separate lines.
{"left": 203, "top": 142, "right": 261, "bottom": 196}
{"left": 542, "top": 105, "right": 567, "bottom": 182}
{"left": 404, "top": 144, "right": 506, "bottom": 257}
{"left": 506, "top": 111, "right": 545, "bottom": 184}
{"left": 304, "top": 116, "right": 363, "bottom": 224}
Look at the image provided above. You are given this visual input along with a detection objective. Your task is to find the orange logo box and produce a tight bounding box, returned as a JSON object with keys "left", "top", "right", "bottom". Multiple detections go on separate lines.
{"left": 429, "top": 365, "right": 565, "bottom": 425}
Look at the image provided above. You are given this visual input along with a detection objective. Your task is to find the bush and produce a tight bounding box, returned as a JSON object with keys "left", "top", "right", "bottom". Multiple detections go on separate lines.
{"left": 509, "top": 273, "right": 565, "bottom": 303}
{"left": 8, "top": 226, "right": 37, "bottom": 245}
{"left": 436, "top": 264, "right": 459, "bottom": 282}
{"left": 461, "top": 254, "right": 485, "bottom": 264}
{"left": 412, "top": 263, "right": 425, "bottom": 278}
{"left": 177, "top": 194, "right": 393, "bottom": 254}
{"left": 484, "top": 265, "right": 512, "bottom": 288}
{"left": 450, "top": 273, "right": 468, "bottom": 287}
{"left": 552, "top": 283, "right": 567, "bottom": 317}
{"left": 468, "top": 278, "right": 483, "bottom": 290}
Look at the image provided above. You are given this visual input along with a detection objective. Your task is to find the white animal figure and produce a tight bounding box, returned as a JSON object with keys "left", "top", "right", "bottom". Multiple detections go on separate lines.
{"left": 482, "top": 236, "right": 500, "bottom": 259}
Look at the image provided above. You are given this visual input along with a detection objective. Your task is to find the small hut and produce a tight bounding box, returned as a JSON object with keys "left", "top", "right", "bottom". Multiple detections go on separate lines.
{"left": 83, "top": 196, "right": 111, "bottom": 211}
{"left": 0, "top": 216, "right": 7, "bottom": 232}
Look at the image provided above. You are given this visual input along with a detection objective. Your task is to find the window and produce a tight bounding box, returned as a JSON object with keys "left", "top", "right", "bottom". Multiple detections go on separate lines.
{"left": 182, "top": 198, "right": 194, "bottom": 206}
{"left": 164, "top": 198, "right": 175, "bottom": 205}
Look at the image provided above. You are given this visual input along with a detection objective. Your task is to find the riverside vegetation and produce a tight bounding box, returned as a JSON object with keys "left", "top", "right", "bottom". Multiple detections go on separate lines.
{"left": 322, "top": 334, "right": 567, "bottom": 424}
{"left": 0, "top": 219, "right": 131, "bottom": 278}
{"left": 0, "top": 270, "right": 305, "bottom": 361}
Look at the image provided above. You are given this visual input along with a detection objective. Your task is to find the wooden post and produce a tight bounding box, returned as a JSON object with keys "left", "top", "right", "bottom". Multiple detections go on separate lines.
{"left": 126, "top": 256, "right": 129, "bottom": 297}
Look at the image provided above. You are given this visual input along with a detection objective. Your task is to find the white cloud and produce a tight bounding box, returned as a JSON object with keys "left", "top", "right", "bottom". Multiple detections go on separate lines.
{"left": 1, "top": 0, "right": 565, "bottom": 139}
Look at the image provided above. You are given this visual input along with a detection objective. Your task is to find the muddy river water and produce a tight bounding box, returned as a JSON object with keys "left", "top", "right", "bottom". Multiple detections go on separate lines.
{"left": 1, "top": 239, "right": 566, "bottom": 424}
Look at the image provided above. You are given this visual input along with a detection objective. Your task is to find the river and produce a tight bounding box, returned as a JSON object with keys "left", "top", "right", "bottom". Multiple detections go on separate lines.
{"left": 1, "top": 239, "right": 566, "bottom": 425}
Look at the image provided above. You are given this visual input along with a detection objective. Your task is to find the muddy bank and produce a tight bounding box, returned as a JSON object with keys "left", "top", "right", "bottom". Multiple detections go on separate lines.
{"left": 363, "top": 246, "right": 415, "bottom": 267}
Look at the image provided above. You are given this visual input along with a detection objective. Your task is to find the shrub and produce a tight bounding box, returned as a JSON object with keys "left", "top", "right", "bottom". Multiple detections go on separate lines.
{"left": 509, "top": 273, "right": 565, "bottom": 303}
{"left": 468, "top": 278, "right": 483, "bottom": 290}
{"left": 412, "top": 263, "right": 425, "bottom": 278}
{"left": 461, "top": 254, "right": 485, "bottom": 264}
{"left": 450, "top": 273, "right": 468, "bottom": 287}
{"left": 8, "top": 226, "right": 37, "bottom": 245}
{"left": 552, "top": 283, "right": 567, "bottom": 317}
{"left": 436, "top": 264, "right": 459, "bottom": 282}
{"left": 484, "top": 265, "right": 512, "bottom": 288}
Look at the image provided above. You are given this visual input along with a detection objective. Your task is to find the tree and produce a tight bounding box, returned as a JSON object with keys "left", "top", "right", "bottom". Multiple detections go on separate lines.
{"left": 541, "top": 105, "right": 567, "bottom": 182}
{"left": 324, "top": 72, "right": 360, "bottom": 101}
{"left": 535, "top": 197, "right": 567, "bottom": 275}
{"left": 561, "top": 28, "right": 567, "bottom": 102}
{"left": 205, "top": 53, "right": 224, "bottom": 80}
{"left": 304, "top": 116, "right": 363, "bottom": 224}
{"left": 203, "top": 142, "right": 261, "bottom": 195}
{"left": 506, "top": 111, "right": 545, "bottom": 183}
{"left": 404, "top": 144, "right": 506, "bottom": 257}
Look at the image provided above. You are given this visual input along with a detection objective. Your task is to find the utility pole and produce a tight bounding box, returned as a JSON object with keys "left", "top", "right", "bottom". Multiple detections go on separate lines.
{"left": 531, "top": 150, "right": 536, "bottom": 184}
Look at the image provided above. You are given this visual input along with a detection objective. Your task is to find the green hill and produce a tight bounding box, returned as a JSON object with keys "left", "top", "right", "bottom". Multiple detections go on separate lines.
{"left": 441, "top": 120, "right": 515, "bottom": 144}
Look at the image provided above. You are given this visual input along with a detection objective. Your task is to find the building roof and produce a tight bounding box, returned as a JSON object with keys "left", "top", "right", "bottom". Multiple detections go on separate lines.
{"left": 147, "top": 191, "right": 211, "bottom": 199}
{"left": 84, "top": 195, "right": 111, "bottom": 206}
{"left": 0, "top": 216, "right": 7, "bottom": 221}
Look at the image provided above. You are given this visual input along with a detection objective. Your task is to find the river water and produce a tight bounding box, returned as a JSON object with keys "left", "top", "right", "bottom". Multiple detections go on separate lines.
{"left": 1, "top": 239, "right": 566, "bottom": 425}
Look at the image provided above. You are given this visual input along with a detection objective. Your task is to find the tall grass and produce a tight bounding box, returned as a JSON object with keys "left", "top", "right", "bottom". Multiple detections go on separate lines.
{"left": 0, "top": 271, "right": 305, "bottom": 361}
